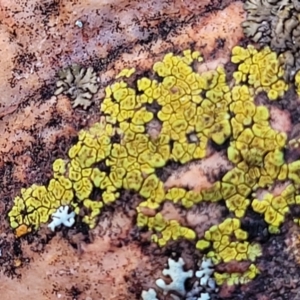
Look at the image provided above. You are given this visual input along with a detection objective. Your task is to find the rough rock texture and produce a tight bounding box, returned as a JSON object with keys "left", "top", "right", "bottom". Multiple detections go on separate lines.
{"left": 4, "top": 1, "right": 300, "bottom": 300}
{"left": 0, "top": 1, "right": 247, "bottom": 299}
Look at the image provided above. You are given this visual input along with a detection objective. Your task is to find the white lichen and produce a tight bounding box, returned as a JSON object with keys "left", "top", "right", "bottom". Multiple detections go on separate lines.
{"left": 186, "top": 257, "right": 217, "bottom": 300}
{"left": 198, "top": 293, "right": 210, "bottom": 300}
{"left": 186, "top": 281, "right": 212, "bottom": 300}
{"left": 195, "top": 257, "right": 216, "bottom": 290}
{"left": 75, "top": 20, "right": 83, "bottom": 28}
{"left": 141, "top": 288, "right": 158, "bottom": 300}
{"left": 143, "top": 257, "right": 217, "bottom": 300}
{"left": 48, "top": 205, "right": 75, "bottom": 231}
{"left": 155, "top": 257, "right": 193, "bottom": 296}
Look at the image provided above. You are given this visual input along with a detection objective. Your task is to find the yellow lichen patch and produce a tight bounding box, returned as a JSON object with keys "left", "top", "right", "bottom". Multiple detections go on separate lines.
{"left": 9, "top": 184, "right": 49, "bottom": 232}
{"left": 196, "top": 218, "right": 262, "bottom": 264}
{"left": 9, "top": 118, "right": 118, "bottom": 230}
{"left": 214, "top": 263, "right": 260, "bottom": 286}
{"left": 9, "top": 178, "right": 74, "bottom": 235}
{"left": 295, "top": 70, "right": 300, "bottom": 96}
{"left": 82, "top": 199, "right": 104, "bottom": 228}
{"left": 116, "top": 67, "right": 136, "bottom": 79}
{"left": 136, "top": 211, "right": 196, "bottom": 247}
{"left": 149, "top": 214, "right": 196, "bottom": 247}
{"left": 232, "top": 45, "right": 288, "bottom": 100}
{"left": 52, "top": 158, "right": 67, "bottom": 178}
{"left": 165, "top": 187, "right": 203, "bottom": 208}
{"left": 252, "top": 184, "right": 295, "bottom": 232}
{"left": 288, "top": 160, "right": 300, "bottom": 185}
{"left": 220, "top": 167, "right": 252, "bottom": 217}
{"left": 8, "top": 46, "right": 300, "bottom": 287}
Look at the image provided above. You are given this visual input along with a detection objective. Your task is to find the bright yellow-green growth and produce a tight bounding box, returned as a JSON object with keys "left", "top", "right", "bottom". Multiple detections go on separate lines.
{"left": 295, "top": 70, "right": 300, "bottom": 96}
{"left": 196, "top": 218, "right": 262, "bottom": 264}
{"left": 252, "top": 184, "right": 297, "bottom": 233}
{"left": 8, "top": 45, "right": 300, "bottom": 286}
{"left": 116, "top": 67, "right": 136, "bottom": 79}
{"left": 214, "top": 264, "right": 260, "bottom": 286}
{"left": 138, "top": 212, "right": 196, "bottom": 247}
{"left": 232, "top": 45, "right": 288, "bottom": 100}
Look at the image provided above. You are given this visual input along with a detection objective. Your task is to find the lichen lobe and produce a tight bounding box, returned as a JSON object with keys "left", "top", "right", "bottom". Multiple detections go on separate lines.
{"left": 242, "top": 0, "right": 300, "bottom": 79}
{"left": 54, "top": 64, "right": 99, "bottom": 109}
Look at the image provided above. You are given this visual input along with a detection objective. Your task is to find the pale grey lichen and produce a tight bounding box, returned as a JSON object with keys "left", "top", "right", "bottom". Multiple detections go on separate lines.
{"left": 242, "top": 0, "right": 300, "bottom": 79}
{"left": 54, "top": 64, "right": 99, "bottom": 109}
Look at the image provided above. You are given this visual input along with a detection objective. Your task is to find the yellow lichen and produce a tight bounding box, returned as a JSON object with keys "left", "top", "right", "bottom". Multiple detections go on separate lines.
{"left": 116, "top": 67, "right": 136, "bottom": 79}
{"left": 196, "top": 218, "right": 261, "bottom": 264}
{"left": 232, "top": 45, "right": 288, "bottom": 100}
{"left": 214, "top": 263, "right": 260, "bottom": 286}
{"left": 8, "top": 45, "right": 300, "bottom": 287}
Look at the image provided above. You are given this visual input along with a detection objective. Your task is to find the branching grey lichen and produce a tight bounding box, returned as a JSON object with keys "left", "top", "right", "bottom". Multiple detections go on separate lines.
{"left": 242, "top": 0, "right": 300, "bottom": 79}
{"left": 54, "top": 64, "right": 99, "bottom": 109}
